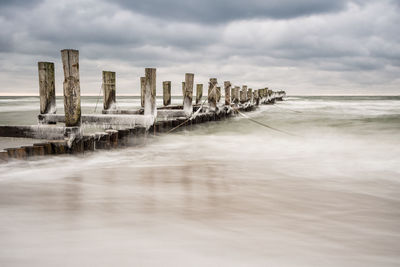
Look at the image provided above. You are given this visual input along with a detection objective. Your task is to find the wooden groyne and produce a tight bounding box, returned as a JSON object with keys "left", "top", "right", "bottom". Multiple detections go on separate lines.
{"left": 0, "top": 49, "right": 286, "bottom": 162}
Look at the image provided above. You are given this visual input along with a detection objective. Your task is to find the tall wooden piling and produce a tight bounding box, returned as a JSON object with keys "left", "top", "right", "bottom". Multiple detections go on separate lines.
{"left": 38, "top": 62, "right": 56, "bottom": 114}
{"left": 240, "top": 89, "right": 246, "bottom": 103}
{"left": 140, "top": 77, "right": 145, "bottom": 107}
{"left": 196, "top": 84, "right": 203, "bottom": 104}
{"left": 232, "top": 86, "right": 240, "bottom": 104}
{"left": 103, "top": 71, "right": 116, "bottom": 110}
{"left": 247, "top": 88, "right": 253, "bottom": 103}
{"left": 216, "top": 87, "right": 221, "bottom": 103}
{"left": 163, "top": 81, "right": 171, "bottom": 106}
{"left": 242, "top": 85, "right": 248, "bottom": 102}
{"left": 254, "top": 90, "right": 260, "bottom": 105}
{"left": 183, "top": 73, "right": 194, "bottom": 117}
{"left": 182, "top": 82, "right": 185, "bottom": 104}
{"left": 61, "top": 49, "right": 81, "bottom": 127}
{"left": 208, "top": 78, "right": 218, "bottom": 111}
{"left": 144, "top": 68, "right": 156, "bottom": 117}
{"left": 224, "top": 81, "right": 231, "bottom": 106}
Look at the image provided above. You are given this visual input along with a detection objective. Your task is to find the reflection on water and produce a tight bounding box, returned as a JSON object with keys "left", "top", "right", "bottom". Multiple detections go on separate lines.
{"left": 0, "top": 96, "right": 400, "bottom": 266}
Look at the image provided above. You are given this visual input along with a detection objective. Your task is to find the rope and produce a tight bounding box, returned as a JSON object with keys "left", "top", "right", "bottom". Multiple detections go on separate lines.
{"left": 236, "top": 109, "right": 298, "bottom": 136}
{"left": 166, "top": 82, "right": 220, "bottom": 133}
{"left": 160, "top": 84, "right": 297, "bottom": 137}
{"left": 272, "top": 103, "right": 302, "bottom": 113}
{"left": 93, "top": 83, "right": 103, "bottom": 113}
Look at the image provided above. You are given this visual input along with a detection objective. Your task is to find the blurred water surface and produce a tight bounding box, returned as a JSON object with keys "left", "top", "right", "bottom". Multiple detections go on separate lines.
{"left": 0, "top": 96, "right": 399, "bottom": 266}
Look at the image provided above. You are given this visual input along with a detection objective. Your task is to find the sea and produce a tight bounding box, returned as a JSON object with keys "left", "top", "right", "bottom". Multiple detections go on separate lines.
{"left": 0, "top": 96, "right": 399, "bottom": 266}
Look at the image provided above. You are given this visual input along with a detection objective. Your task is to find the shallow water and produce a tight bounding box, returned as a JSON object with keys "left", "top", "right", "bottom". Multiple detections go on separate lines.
{"left": 0, "top": 96, "right": 400, "bottom": 266}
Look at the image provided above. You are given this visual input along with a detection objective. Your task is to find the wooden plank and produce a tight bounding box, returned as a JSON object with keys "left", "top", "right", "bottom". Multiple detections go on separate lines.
{"left": 0, "top": 125, "right": 67, "bottom": 139}
{"left": 39, "top": 114, "right": 154, "bottom": 128}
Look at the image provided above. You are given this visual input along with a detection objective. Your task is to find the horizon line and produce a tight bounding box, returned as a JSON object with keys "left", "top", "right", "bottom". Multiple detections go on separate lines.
{"left": 0, "top": 93, "right": 399, "bottom": 97}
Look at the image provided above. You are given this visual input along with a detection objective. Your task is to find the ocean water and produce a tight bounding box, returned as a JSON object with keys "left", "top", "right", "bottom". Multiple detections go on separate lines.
{"left": 0, "top": 96, "right": 399, "bottom": 266}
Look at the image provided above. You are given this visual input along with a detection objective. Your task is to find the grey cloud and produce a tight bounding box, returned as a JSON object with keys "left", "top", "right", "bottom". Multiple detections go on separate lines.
{"left": 0, "top": 0, "right": 42, "bottom": 7}
{"left": 112, "top": 0, "right": 347, "bottom": 24}
{"left": 0, "top": 0, "right": 399, "bottom": 95}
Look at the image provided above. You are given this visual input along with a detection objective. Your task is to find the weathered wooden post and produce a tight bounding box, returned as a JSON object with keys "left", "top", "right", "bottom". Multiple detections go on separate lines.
{"left": 183, "top": 73, "right": 194, "bottom": 117}
{"left": 242, "top": 85, "right": 248, "bottom": 102}
{"left": 232, "top": 86, "right": 240, "bottom": 104}
{"left": 268, "top": 89, "right": 272, "bottom": 101}
{"left": 61, "top": 49, "right": 81, "bottom": 127}
{"left": 224, "top": 81, "right": 231, "bottom": 106}
{"left": 38, "top": 62, "right": 56, "bottom": 114}
{"left": 196, "top": 84, "right": 203, "bottom": 104}
{"left": 247, "top": 88, "right": 253, "bottom": 104}
{"left": 163, "top": 81, "right": 171, "bottom": 106}
{"left": 103, "top": 71, "right": 116, "bottom": 110}
{"left": 256, "top": 89, "right": 262, "bottom": 105}
{"left": 182, "top": 81, "right": 185, "bottom": 105}
{"left": 144, "top": 68, "right": 156, "bottom": 117}
{"left": 140, "top": 77, "right": 145, "bottom": 107}
{"left": 240, "top": 88, "right": 247, "bottom": 104}
{"left": 208, "top": 78, "right": 218, "bottom": 111}
{"left": 216, "top": 86, "right": 221, "bottom": 103}
{"left": 254, "top": 90, "right": 260, "bottom": 105}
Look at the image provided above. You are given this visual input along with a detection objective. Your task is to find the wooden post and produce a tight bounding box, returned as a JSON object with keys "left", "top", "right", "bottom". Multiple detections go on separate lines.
{"left": 163, "top": 81, "right": 171, "bottom": 106}
{"left": 208, "top": 78, "right": 218, "bottom": 111}
{"left": 140, "top": 77, "right": 145, "bottom": 107}
{"left": 216, "top": 87, "right": 221, "bottom": 103}
{"left": 183, "top": 73, "right": 194, "bottom": 117}
{"left": 182, "top": 82, "right": 185, "bottom": 104}
{"left": 224, "top": 81, "right": 231, "bottom": 106}
{"left": 103, "top": 71, "right": 116, "bottom": 110}
{"left": 247, "top": 88, "right": 253, "bottom": 103}
{"left": 196, "top": 84, "right": 203, "bottom": 104}
{"left": 144, "top": 68, "right": 156, "bottom": 117}
{"left": 232, "top": 86, "right": 240, "bottom": 104}
{"left": 38, "top": 62, "right": 56, "bottom": 114}
{"left": 254, "top": 90, "right": 260, "bottom": 105}
{"left": 240, "top": 87, "right": 247, "bottom": 103}
{"left": 242, "top": 85, "right": 248, "bottom": 102}
{"left": 61, "top": 49, "right": 81, "bottom": 127}
{"left": 106, "top": 130, "right": 118, "bottom": 148}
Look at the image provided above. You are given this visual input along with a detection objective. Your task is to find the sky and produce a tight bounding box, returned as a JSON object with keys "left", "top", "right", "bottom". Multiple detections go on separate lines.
{"left": 0, "top": 0, "right": 399, "bottom": 96}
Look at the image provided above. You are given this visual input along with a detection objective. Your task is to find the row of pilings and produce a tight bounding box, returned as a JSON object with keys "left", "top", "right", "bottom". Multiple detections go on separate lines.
{"left": 0, "top": 49, "right": 286, "bottom": 162}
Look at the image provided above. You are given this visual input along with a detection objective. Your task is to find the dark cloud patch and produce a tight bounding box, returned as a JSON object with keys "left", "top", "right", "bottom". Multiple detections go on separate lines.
{"left": 0, "top": 0, "right": 42, "bottom": 7}
{"left": 112, "top": 0, "right": 347, "bottom": 24}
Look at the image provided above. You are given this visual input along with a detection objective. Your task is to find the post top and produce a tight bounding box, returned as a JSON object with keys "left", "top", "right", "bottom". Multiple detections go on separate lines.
{"left": 61, "top": 49, "right": 79, "bottom": 52}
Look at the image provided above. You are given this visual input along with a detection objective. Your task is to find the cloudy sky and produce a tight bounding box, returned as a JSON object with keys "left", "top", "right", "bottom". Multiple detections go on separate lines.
{"left": 0, "top": 0, "right": 399, "bottom": 95}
